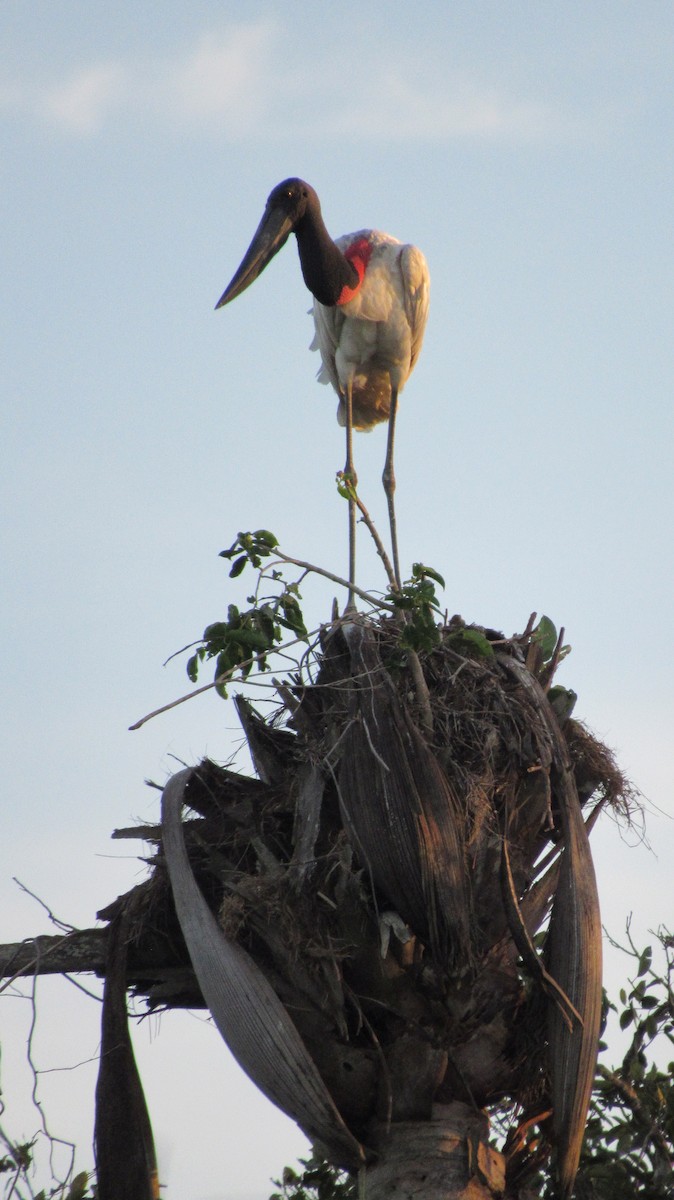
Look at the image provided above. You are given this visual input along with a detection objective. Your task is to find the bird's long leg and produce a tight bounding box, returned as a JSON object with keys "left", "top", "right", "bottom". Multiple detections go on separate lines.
{"left": 344, "top": 378, "right": 357, "bottom": 610}
{"left": 382, "top": 385, "right": 401, "bottom": 590}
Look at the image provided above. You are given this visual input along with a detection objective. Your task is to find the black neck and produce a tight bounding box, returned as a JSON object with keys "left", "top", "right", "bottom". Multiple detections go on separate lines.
{"left": 294, "top": 210, "right": 358, "bottom": 306}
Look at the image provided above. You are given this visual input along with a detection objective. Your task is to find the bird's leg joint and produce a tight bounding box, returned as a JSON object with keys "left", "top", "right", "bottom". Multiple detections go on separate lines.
{"left": 382, "top": 463, "right": 396, "bottom": 494}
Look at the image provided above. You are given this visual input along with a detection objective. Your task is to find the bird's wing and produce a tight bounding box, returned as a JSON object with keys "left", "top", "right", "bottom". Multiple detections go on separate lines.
{"left": 310, "top": 300, "right": 346, "bottom": 390}
{"left": 400, "top": 246, "right": 430, "bottom": 374}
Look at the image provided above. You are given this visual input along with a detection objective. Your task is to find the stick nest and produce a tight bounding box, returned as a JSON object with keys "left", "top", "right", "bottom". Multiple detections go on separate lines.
{"left": 106, "top": 611, "right": 635, "bottom": 1142}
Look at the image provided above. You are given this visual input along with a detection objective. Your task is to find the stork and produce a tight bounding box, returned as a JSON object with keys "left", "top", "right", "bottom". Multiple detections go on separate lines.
{"left": 215, "top": 178, "right": 430, "bottom": 604}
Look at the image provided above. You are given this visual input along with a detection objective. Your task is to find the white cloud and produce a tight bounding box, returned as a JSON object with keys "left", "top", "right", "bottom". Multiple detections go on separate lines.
{"left": 41, "top": 62, "right": 126, "bottom": 135}
{"left": 5, "top": 20, "right": 276, "bottom": 139}
{"left": 164, "top": 24, "right": 275, "bottom": 131}
{"left": 323, "top": 71, "right": 558, "bottom": 143}
{"left": 1, "top": 23, "right": 592, "bottom": 145}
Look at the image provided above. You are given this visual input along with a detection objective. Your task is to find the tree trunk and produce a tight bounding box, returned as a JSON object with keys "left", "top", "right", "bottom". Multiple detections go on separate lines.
{"left": 364, "top": 1103, "right": 504, "bottom": 1200}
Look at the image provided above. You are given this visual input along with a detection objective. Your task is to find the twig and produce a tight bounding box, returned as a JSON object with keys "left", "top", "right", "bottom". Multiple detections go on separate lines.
{"left": 354, "top": 496, "right": 397, "bottom": 591}
{"left": 25, "top": 970, "right": 77, "bottom": 1189}
{"left": 63, "top": 973, "right": 104, "bottom": 1003}
{"left": 361, "top": 716, "right": 392, "bottom": 774}
{"left": 597, "top": 1064, "right": 673, "bottom": 1169}
{"left": 520, "top": 611, "right": 538, "bottom": 641}
{"left": 162, "top": 638, "right": 201, "bottom": 667}
{"left": 130, "top": 561, "right": 398, "bottom": 733}
{"left": 270, "top": 549, "right": 396, "bottom": 613}
{"left": 129, "top": 626, "right": 323, "bottom": 730}
{"left": 12, "top": 881, "right": 75, "bottom": 935}
{"left": 405, "top": 650, "right": 434, "bottom": 735}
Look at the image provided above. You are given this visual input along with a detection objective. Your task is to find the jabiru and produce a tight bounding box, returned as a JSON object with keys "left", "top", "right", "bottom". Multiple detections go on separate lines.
{"left": 215, "top": 178, "right": 430, "bottom": 603}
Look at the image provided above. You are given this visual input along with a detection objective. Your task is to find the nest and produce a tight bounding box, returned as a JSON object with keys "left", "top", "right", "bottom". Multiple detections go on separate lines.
{"left": 104, "top": 611, "right": 634, "bottom": 1186}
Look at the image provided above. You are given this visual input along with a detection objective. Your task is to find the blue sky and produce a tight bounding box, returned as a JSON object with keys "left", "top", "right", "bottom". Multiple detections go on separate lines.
{"left": 2, "top": 5, "right": 673, "bottom": 1198}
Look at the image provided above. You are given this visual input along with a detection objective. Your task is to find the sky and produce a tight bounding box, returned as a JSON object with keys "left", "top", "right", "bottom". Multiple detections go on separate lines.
{"left": 1, "top": 3, "right": 673, "bottom": 1197}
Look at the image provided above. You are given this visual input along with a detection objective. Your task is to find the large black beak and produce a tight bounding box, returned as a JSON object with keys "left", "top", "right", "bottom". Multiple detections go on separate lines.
{"left": 215, "top": 203, "right": 295, "bottom": 309}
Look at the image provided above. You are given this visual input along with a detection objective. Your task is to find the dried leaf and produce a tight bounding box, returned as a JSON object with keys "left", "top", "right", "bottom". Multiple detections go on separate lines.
{"left": 547, "top": 777, "right": 602, "bottom": 1199}
{"left": 497, "top": 655, "right": 602, "bottom": 1200}
{"left": 338, "top": 624, "right": 470, "bottom": 964}
{"left": 94, "top": 909, "right": 159, "bottom": 1200}
{"left": 234, "top": 695, "right": 293, "bottom": 784}
{"left": 500, "top": 835, "right": 581, "bottom": 1031}
{"left": 291, "top": 761, "right": 325, "bottom": 881}
{"left": 161, "top": 769, "right": 365, "bottom": 1169}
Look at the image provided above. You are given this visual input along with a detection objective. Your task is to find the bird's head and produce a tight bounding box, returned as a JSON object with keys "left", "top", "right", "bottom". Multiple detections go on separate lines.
{"left": 215, "top": 178, "right": 317, "bottom": 309}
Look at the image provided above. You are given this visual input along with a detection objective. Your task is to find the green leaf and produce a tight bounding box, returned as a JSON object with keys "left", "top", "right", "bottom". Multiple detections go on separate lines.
{"left": 253, "top": 529, "right": 279, "bottom": 549}
{"left": 643, "top": 1013, "right": 660, "bottom": 1040}
{"left": 231, "top": 627, "right": 271, "bottom": 651}
{"left": 336, "top": 470, "right": 357, "bottom": 502}
{"left": 412, "top": 562, "right": 445, "bottom": 589}
{"left": 214, "top": 652, "right": 233, "bottom": 697}
{"left": 532, "top": 614, "right": 558, "bottom": 662}
{"left": 229, "top": 554, "right": 248, "bottom": 578}
{"left": 548, "top": 685, "right": 578, "bottom": 722}
{"left": 66, "top": 1173, "right": 91, "bottom": 1200}
{"left": 257, "top": 606, "right": 277, "bottom": 642}
{"left": 203, "top": 620, "right": 230, "bottom": 643}
{"left": 279, "top": 595, "right": 308, "bottom": 637}
{"left": 637, "top": 946, "right": 653, "bottom": 977}
{"left": 619, "top": 1006, "right": 635, "bottom": 1030}
{"left": 630, "top": 979, "right": 646, "bottom": 1001}
{"left": 219, "top": 529, "right": 278, "bottom": 570}
{"left": 448, "top": 627, "right": 494, "bottom": 659}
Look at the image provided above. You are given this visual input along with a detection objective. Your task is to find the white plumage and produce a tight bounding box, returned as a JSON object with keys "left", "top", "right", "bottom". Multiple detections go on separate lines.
{"left": 311, "top": 231, "right": 430, "bottom": 431}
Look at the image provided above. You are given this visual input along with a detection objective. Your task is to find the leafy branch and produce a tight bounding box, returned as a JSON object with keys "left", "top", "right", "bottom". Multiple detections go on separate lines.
{"left": 131, "top": 530, "right": 572, "bottom": 737}
{"left": 190, "top": 534, "right": 449, "bottom": 734}
{"left": 270, "top": 1150, "right": 356, "bottom": 1200}
{"left": 185, "top": 533, "right": 309, "bottom": 698}
{"left": 388, "top": 562, "right": 445, "bottom": 654}
{"left": 580, "top": 925, "right": 674, "bottom": 1195}
{"left": 128, "top": 526, "right": 451, "bottom": 733}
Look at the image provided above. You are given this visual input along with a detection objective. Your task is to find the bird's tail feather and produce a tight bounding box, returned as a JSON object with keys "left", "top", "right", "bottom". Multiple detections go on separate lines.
{"left": 336, "top": 370, "right": 392, "bottom": 431}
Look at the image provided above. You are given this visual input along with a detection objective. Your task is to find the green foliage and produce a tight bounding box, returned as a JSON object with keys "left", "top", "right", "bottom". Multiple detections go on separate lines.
{"left": 446, "top": 625, "right": 494, "bottom": 660}
{"left": 548, "top": 684, "right": 578, "bottom": 723}
{"left": 0, "top": 1136, "right": 95, "bottom": 1200}
{"left": 335, "top": 470, "right": 358, "bottom": 503}
{"left": 532, "top": 614, "right": 561, "bottom": 662}
{"left": 62, "top": 1174, "right": 94, "bottom": 1200}
{"left": 575, "top": 927, "right": 674, "bottom": 1199}
{"left": 270, "top": 1151, "right": 356, "bottom": 1200}
{"left": 185, "top": 531, "right": 308, "bottom": 697}
{"left": 0, "top": 1139, "right": 36, "bottom": 1175}
{"left": 388, "top": 562, "right": 445, "bottom": 654}
{"left": 220, "top": 528, "right": 279, "bottom": 574}
{"left": 182, "top": 533, "right": 454, "bottom": 696}
{"left": 530, "top": 614, "right": 571, "bottom": 675}
{"left": 182, "top": 534, "right": 581, "bottom": 735}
